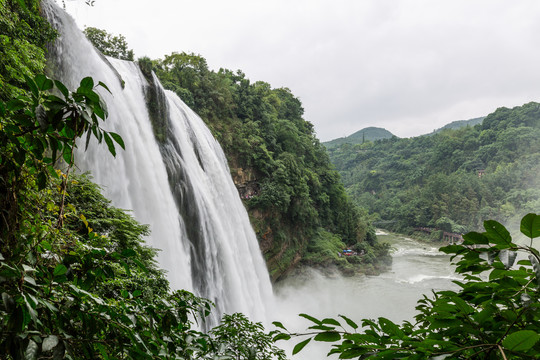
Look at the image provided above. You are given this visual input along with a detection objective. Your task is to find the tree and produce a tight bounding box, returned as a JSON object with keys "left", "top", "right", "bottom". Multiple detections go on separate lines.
{"left": 0, "top": 0, "right": 57, "bottom": 100}
{"left": 275, "top": 214, "right": 540, "bottom": 359}
{"left": 210, "top": 313, "right": 287, "bottom": 360}
{"left": 83, "top": 27, "right": 134, "bottom": 60}
{"left": 0, "top": 74, "right": 124, "bottom": 244}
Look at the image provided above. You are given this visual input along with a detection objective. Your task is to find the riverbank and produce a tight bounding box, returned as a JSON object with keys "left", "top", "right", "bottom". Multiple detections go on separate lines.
{"left": 377, "top": 228, "right": 457, "bottom": 247}
{"left": 294, "top": 230, "right": 393, "bottom": 278}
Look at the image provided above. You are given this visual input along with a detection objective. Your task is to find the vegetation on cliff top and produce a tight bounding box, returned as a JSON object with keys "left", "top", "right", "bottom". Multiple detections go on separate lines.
{"left": 0, "top": 0, "right": 56, "bottom": 100}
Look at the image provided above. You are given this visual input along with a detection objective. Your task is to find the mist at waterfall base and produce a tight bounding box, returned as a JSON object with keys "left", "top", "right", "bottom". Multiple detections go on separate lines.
{"left": 274, "top": 232, "right": 458, "bottom": 359}
{"left": 43, "top": 0, "right": 273, "bottom": 326}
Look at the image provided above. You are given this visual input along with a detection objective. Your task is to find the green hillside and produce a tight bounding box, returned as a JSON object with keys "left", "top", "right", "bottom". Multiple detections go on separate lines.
{"left": 327, "top": 103, "right": 540, "bottom": 236}
{"left": 323, "top": 127, "right": 395, "bottom": 149}
{"left": 426, "top": 116, "right": 485, "bottom": 135}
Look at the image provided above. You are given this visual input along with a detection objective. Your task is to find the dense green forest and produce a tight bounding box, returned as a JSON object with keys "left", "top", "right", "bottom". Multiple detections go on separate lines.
{"left": 328, "top": 104, "right": 540, "bottom": 236}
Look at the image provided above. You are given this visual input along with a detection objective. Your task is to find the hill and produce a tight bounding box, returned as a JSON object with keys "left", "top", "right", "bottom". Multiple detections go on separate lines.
{"left": 323, "top": 127, "right": 395, "bottom": 149}
{"left": 425, "top": 116, "right": 485, "bottom": 135}
{"left": 327, "top": 103, "right": 540, "bottom": 236}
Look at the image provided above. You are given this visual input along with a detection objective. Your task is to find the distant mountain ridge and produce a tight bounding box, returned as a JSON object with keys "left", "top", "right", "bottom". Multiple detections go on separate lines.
{"left": 323, "top": 127, "right": 395, "bottom": 148}
{"left": 324, "top": 117, "right": 486, "bottom": 148}
{"left": 425, "top": 116, "right": 485, "bottom": 136}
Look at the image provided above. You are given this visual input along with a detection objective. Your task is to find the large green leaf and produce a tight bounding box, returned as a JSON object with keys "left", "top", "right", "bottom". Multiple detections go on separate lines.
{"left": 322, "top": 317, "right": 341, "bottom": 326}
{"left": 54, "top": 80, "right": 70, "bottom": 99}
{"left": 103, "top": 132, "right": 116, "bottom": 157}
{"left": 24, "top": 74, "right": 39, "bottom": 99}
{"left": 53, "top": 264, "right": 67, "bottom": 277}
{"left": 379, "top": 317, "right": 404, "bottom": 339}
{"left": 272, "top": 333, "right": 291, "bottom": 341}
{"left": 110, "top": 131, "right": 125, "bottom": 150}
{"left": 502, "top": 330, "right": 539, "bottom": 352}
{"left": 520, "top": 213, "right": 540, "bottom": 239}
{"left": 77, "top": 87, "right": 100, "bottom": 104}
{"left": 42, "top": 335, "right": 59, "bottom": 352}
{"left": 339, "top": 314, "right": 358, "bottom": 330}
{"left": 80, "top": 76, "right": 95, "bottom": 90}
{"left": 299, "top": 313, "right": 321, "bottom": 325}
{"left": 314, "top": 331, "right": 341, "bottom": 342}
{"left": 272, "top": 321, "right": 287, "bottom": 331}
{"left": 97, "top": 80, "right": 111, "bottom": 93}
{"left": 462, "top": 231, "right": 488, "bottom": 245}
{"left": 35, "top": 74, "right": 53, "bottom": 91}
{"left": 292, "top": 338, "right": 311, "bottom": 355}
{"left": 484, "top": 220, "right": 511, "bottom": 245}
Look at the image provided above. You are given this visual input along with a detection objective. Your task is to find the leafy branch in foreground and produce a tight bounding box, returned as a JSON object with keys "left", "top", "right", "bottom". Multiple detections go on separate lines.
{"left": 274, "top": 214, "right": 540, "bottom": 359}
{"left": 0, "top": 73, "right": 124, "bottom": 242}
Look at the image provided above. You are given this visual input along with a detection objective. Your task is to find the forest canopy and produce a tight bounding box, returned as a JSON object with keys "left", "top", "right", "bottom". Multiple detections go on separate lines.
{"left": 328, "top": 103, "right": 540, "bottom": 236}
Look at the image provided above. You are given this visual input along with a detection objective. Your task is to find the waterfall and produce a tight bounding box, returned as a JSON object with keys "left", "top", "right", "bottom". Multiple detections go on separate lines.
{"left": 42, "top": 0, "right": 273, "bottom": 325}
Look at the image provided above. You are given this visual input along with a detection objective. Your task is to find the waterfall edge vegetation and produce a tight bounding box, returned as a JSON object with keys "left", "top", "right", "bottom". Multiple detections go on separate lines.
{"left": 1, "top": 1, "right": 539, "bottom": 359}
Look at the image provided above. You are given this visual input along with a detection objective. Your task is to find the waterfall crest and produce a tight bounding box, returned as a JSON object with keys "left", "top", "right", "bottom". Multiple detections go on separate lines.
{"left": 43, "top": 0, "right": 273, "bottom": 324}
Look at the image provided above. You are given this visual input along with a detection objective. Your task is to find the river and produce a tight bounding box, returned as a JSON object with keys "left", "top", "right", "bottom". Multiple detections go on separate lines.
{"left": 274, "top": 231, "right": 459, "bottom": 359}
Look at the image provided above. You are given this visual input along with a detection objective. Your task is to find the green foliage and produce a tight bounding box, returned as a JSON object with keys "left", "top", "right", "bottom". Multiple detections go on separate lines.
{"left": 0, "top": 74, "right": 123, "bottom": 246}
{"left": 210, "top": 313, "right": 287, "bottom": 360}
{"left": 276, "top": 214, "right": 540, "bottom": 359}
{"left": 1, "top": 173, "right": 284, "bottom": 358}
{"left": 83, "top": 27, "right": 134, "bottom": 61}
{"left": 329, "top": 103, "right": 540, "bottom": 234}
{"left": 0, "top": 0, "right": 57, "bottom": 100}
{"left": 0, "top": 176, "right": 213, "bottom": 358}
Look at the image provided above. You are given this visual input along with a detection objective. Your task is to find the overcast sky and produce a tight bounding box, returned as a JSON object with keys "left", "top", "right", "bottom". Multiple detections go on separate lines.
{"left": 63, "top": 0, "right": 540, "bottom": 141}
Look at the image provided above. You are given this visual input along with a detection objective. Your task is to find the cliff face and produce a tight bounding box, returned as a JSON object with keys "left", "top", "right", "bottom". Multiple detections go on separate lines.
{"left": 231, "top": 164, "right": 303, "bottom": 282}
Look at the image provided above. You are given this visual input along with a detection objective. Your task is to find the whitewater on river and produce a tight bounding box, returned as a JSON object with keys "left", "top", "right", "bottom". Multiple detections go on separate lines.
{"left": 276, "top": 231, "right": 459, "bottom": 359}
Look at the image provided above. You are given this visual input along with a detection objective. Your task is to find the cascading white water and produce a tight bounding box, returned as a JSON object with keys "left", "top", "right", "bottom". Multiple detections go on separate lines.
{"left": 42, "top": 0, "right": 273, "bottom": 324}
